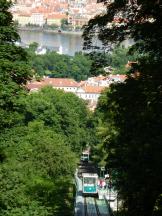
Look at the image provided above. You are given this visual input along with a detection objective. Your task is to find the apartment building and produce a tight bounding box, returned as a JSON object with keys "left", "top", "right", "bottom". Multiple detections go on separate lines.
{"left": 27, "top": 78, "right": 79, "bottom": 93}
{"left": 26, "top": 74, "right": 127, "bottom": 110}
{"left": 46, "top": 14, "right": 67, "bottom": 26}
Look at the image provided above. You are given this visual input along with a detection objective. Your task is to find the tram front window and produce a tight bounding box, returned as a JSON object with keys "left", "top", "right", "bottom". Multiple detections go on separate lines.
{"left": 81, "top": 153, "right": 89, "bottom": 161}
{"left": 84, "top": 178, "right": 96, "bottom": 184}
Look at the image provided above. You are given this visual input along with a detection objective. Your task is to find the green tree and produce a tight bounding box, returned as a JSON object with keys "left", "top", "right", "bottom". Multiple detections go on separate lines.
{"left": 23, "top": 86, "right": 93, "bottom": 152}
{"left": 70, "top": 53, "right": 92, "bottom": 80}
{"left": 61, "top": 18, "right": 68, "bottom": 30}
{"left": 0, "top": 121, "right": 77, "bottom": 215}
{"left": 84, "top": 0, "right": 162, "bottom": 216}
{"left": 86, "top": 51, "right": 111, "bottom": 76}
{"left": 26, "top": 50, "right": 92, "bottom": 81}
{"left": 0, "top": 2, "right": 79, "bottom": 215}
{"left": 110, "top": 45, "right": 138, "bottom": 74}
{"left": 0, "top": 0, "right": 32, "bottom": 130}
{"left": 85, "top": 46, "right": 138, "bottom": 77}
{"left": 28, "top": 42, "right": 39, "bottom": 52}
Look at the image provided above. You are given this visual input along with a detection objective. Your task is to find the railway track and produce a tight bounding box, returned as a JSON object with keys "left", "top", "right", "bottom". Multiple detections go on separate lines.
{"left": 84, "top": 197, "right": 99, "bottom": 216}
{"left": 95, "top": 198, "right": 110, "bottom": 216}
{"left": 78, "top": 161, "right": 98, "bottom": 178}
{"left": 76, "top": 161, "right": 111, "bottom": 216}
{"left": 84, "top": 197, "right": 110, "bottom": 216}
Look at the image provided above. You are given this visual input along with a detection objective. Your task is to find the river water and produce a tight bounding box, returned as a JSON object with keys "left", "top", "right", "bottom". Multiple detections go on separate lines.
{"left": 18, "top": 30, "right": 134, "bottom": 56}
{"left": 19, "top": 30, "right": 83, "bottom": 56}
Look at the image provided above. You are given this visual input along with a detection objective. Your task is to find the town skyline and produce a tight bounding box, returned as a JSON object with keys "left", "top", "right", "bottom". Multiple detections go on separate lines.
{"left": 11, "top": 0, "right": 106, "bottom": 29}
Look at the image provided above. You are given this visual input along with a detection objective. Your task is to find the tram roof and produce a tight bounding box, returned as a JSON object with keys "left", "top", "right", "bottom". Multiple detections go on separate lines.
{"left": 82, "top": 149, "right": 90, "bottom": 154}
{"left": 82, "top": 151, "right": 89, "bottom": 154}
{"left": 82, "top": 173, "right": 98, "bottom": 177}
{"left": 82, "top": 147, "right": 90, "bottom": 154}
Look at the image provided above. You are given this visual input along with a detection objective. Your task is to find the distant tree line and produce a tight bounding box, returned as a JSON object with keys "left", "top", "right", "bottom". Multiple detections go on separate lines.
{"left": 26, "top": 42, "right": 137, "bottom": 81}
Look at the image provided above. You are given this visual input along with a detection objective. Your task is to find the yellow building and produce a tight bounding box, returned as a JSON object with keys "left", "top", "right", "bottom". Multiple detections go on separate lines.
{"left": 15, "top": 13, "right": 31, "bottom": 26}
{"left": 46, "top": 14, "right": 67, "bottom": 27}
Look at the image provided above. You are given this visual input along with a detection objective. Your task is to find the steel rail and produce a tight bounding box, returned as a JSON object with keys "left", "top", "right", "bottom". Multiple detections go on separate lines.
{"left": 94, "top": 198, "right": 101, "bottom": 216}
{"left": 84, "top": 197, "right": 100, "bottom": 216}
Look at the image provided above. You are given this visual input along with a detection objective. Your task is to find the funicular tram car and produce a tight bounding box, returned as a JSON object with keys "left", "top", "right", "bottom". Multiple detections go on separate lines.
{"left": 81, "top": 148, "right": 90, "bottom": 162}
{"left": 82, "top": 173, "right": 98, "bottom": 196}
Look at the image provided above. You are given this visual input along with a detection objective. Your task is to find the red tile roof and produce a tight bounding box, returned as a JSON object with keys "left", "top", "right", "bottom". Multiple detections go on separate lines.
{"left": 83, "top": 86, "right": 105, "bottom": 93}
{"left": 47, "top": 14, "right": 67, "bottom": 19}
{"left": 26, "top": 81, "right": 46, "bottom": 91}
{"left": 43, "top": 78, "right": 79, "bottom": 87}
{"left": 79, "top": 80, "right": 86, "bottom": 86}
{"left": 26, "top": 78, "right": 79, "bottom": 91}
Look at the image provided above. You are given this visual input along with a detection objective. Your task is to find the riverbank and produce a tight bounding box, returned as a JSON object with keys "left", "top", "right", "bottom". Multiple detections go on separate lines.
{"left": 18, "top": 26, "right": 83, "bottom": 36}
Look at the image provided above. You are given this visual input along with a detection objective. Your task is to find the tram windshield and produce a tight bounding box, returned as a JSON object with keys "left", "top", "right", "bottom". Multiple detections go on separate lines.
{"left": 81, "top": 153, "right": 89, "bottom": 161}
{"left": 84, "top": 177, "right": 96, "bottom": 184}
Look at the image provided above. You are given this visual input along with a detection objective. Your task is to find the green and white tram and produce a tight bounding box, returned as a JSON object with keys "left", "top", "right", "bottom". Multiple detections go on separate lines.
{"left": 82, "top": 173, "right": 98, "bottom": 196}
{"left": 81, "top": 148, "right": 90, "bottom": 162}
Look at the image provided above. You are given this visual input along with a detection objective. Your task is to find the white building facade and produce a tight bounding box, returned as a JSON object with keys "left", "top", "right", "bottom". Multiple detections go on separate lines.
{"left": 27, "top": 75, "right": 126, "bottom": 110}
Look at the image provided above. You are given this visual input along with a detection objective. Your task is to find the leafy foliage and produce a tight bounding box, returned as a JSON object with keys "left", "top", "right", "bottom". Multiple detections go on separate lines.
{"left": 96, "top": 77, "right": 162, "bottom": 216}
{"left": 0, "top": 0, "right": 32, "bottom": 130}
{"left": 87, "top": 45, "right": 138, "bottom": 76}
{"left": 84, "top": 0, "right": 162, "bottom": 216}
{"left": 22, "top": 86, "right": 93, "bottom": 152}
{"left": 61, "top": 18, "right": 68, "bottom": 30}
{"left": 26, "top": 48, "right": 92, "bottom": 81}
{"left": 27, "top": 43, "right": 137, "bottom": 80}
{"left": 0, "top": 82, "right": 95, "bottom": 214}
{"left": 0, "top": 1, "right": 96, "bottom": 215}
{"left": 0, "top": 122, "right": 77, "bottom": 215}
